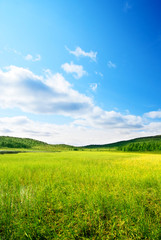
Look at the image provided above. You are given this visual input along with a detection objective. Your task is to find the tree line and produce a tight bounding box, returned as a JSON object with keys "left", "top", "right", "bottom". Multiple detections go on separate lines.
{"left": 118, "top": 141, "right": 161, "bottom": 152}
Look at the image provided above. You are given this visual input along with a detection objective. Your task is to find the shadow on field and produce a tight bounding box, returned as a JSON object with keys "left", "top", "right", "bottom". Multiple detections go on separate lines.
{"left": 0, "top": 151, "right": 21, "bottom": 154}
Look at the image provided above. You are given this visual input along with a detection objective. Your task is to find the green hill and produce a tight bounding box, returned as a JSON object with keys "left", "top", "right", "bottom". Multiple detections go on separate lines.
{"left": 85, "top": 135, "right": 161, "bottom": 152}
{"left": 0, "top": 136, "right": 74, "bottom": 152}
{"left": 1, "top": 135, "right": 161, "bottom": 152}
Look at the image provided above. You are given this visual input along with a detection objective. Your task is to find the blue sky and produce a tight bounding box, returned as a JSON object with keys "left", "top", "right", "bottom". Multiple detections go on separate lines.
{"left": 0, "top": 0, "right": 161, "bottom": 145}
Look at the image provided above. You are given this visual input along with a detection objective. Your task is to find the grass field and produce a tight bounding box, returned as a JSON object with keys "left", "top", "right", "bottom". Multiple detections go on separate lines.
{"left": 0, "top": 151, "right": 161, "bottom": 239}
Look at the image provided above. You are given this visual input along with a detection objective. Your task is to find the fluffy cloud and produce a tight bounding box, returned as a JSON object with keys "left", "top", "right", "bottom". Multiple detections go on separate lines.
{"left": 144, "top": 110, "right": 161, "bottom": 119}
{"left": 0, "top": 65, "right": 147, "bottom": 130}
{"left": 24, "top": 54, "right": 41, "bottom": 62}
{"left": 0, "top": 65, "right": 92, "bottom": 117}
{"left": 66, "top": 46, "right": 97, "bottom": 62}
{"left": 0, "top": 65, "right": 161, "bottom": 145}
{"left": 0, "top": 115, "right": 160, "bottom": 146}
{"left": 61, "top": 62, "right": 87, "bottom": 79}
{"left": 74, "top": 108, "right": 143, "bottom": 130}
{"left": 107, "top": 61, "right": 116, "bottom": 68}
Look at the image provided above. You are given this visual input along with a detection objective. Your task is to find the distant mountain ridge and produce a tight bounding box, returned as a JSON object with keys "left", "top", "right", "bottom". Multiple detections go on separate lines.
{"left": 1, "top": 135, "right": 161, "bottom": 152}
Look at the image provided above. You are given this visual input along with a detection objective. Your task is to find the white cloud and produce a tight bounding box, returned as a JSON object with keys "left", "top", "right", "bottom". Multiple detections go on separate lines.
{"left": 24, "top": 54, "right": 41, "bottom": 62}
{"left": 66, "top": 46, "right": 97, "bottom": 62}
{"left": 0, "top": 65, "right": 161, "bottom": 145}
{"left": 0, "top": 65, "right": 92, "bottom": 117}
{"left": 0, "top": 65, "right": 147, "bottom": 128}
{"left": 74, "top": 108, "right": 143, "bottom": 130}
{"left": 0, "top": 115, "right": 160, "bottom": 146}
{"left": 90, "top": 83, "right": 97, "bottom": 91}
{"left": 25, "top": 54, "right": 33, "bottom": 61}
{"left": 108, "top": 61, "right": 116, "bottom": 68}
{"left": 144, "top": 110, "right": 161, "bottom": 119}
{"left": 61, "top": 61, "right": 87, "bottom": 79}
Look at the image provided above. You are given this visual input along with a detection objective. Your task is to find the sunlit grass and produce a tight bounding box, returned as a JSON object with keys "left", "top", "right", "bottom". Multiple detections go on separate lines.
{"left": 0, "top": 151, "right": 161, "bottom": 239}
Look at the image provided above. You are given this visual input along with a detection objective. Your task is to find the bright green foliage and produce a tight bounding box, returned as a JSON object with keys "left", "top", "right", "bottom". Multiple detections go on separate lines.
{"left": 0, "top": 152, "right": 161, "bottom": 239}
{"left": 0, "top": 136, "right": 75, "bottom": 151}
{"left": 1, "top": 135, "right": 161, "bottom": 153}
{"left": 85, "top": 135, "right": 161, "bottom": 152}
{"left": 118, "top": 141, "right": 161, "bottom": 152}
{"left": 0, "top": 136, "right": 46, "bottom": 149}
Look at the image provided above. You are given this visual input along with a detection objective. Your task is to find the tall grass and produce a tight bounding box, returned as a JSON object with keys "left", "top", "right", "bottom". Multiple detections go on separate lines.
{"left": 0, "top": 152, "right": 161, "bottom": 239}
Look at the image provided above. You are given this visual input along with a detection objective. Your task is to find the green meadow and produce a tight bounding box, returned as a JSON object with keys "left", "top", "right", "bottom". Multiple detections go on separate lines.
{"left": 0, "top": 151, "right": 161, "bottom": 239}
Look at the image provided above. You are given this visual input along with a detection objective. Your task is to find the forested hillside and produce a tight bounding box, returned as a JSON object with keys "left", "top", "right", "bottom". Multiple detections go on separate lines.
{"left": 0, "top": 136, "right": 74, "bottom": 151}
{"left": 85, "top": 135, "right": 161, "bottom": 152}
{"left": 118, "top": 141, "right": 161, "bottom": 152}
{"left": 1, "top": 135, "right": 161, "bottom": 152}
{"left": 0, "top": 136, "right": 46, "bottom": 149}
